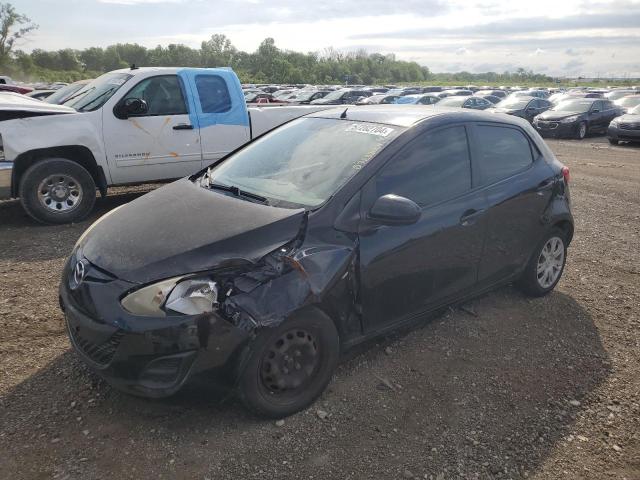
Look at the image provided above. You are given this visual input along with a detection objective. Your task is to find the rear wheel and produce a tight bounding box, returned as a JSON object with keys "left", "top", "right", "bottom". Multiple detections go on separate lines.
{"left": 238, "top": 310, "right": 339, "bottom": 418}
{"left": 19, "top": 158, "right": 96, "bottom": 224}
{"left": 517, "top": 228, "right": 567, "bottom": 297}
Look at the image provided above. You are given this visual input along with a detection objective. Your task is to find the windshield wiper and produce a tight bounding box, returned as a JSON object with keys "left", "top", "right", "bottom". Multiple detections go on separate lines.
{"left": 77, "top": 87, "right": 116, "bottom": 111}
{"left": 208, "top": 182, "right": 269, "bottom": 205}
{"left": 62, "top": 86, "right": 95, "bottom": 105}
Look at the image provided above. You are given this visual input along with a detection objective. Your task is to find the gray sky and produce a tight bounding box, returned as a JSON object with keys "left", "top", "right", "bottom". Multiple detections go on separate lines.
{"left": 15, "top": 0, "right": 640, "bottom": 77}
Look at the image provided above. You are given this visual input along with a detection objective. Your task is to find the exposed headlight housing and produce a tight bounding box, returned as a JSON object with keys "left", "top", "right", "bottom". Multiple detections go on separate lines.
{"left": 609, "top": 120, "right": 619, "bottom": 127}
{"left": 121, "top": 276, "right": 219, "bottom": 317}
{"left": 561, "top": 115, "right": 580, "bottom": 123}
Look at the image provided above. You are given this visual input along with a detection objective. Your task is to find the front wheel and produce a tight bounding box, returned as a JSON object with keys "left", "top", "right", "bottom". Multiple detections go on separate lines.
{"left": 237, "top": 310, "right": 339, "bottom": 418}
{"left": 608, "top": 138, "right": 619, "bottom": 145}
{"left": 516, "top": 229, "right": 567, "bottom": 297}
{"left": 576, "top": 121, "right": 587, "bottom": 139}
{"left": 19, "top": 158, "right": 96, "bottom": 224}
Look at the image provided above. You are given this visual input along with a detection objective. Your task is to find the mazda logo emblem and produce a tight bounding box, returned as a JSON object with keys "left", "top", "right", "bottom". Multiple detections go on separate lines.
{"left": 71, "top": 259, "right": 88, "bottom": 289}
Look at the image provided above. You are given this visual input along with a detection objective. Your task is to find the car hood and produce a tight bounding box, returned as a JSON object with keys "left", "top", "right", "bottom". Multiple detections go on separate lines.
{"left": 613, "top": 113, "right": 639, "bottom": 123}
{"left": 490, "top": 107, "right": 521, "bottom": 114}
{"left": 537, "top": 110, "right": 583, "bottom": 121}
{"left": 0, "top": 91, "right": 75, "bottom": 118}
{"left": 79, "top": 178, "right": 306, "bottom": 284}
{"left": 310, "top": 98, "right": 341, "bottom": 104}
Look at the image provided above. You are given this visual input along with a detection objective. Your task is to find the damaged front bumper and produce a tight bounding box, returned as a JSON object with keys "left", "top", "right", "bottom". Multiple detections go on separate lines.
{"left": 59, "top": 259, "right": 252, "bottom": 398}
{"left": 0, "top": 161, "right": 13, "bottom": 200}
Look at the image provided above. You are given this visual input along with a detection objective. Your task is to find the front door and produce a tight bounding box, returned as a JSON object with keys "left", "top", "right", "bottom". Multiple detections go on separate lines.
{"left": 358, "top": 125, "right": 487, "bottom": 332}
{"left": 103, "top": 74, "right": 202, "bottom": 184}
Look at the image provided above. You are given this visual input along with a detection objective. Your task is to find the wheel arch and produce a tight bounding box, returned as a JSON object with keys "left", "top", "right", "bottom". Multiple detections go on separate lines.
{"left": 12, "top": 145, "right": 107, "bottom": 197}
{"left": 553, "top": 219, "right": 574, "bottom": 246}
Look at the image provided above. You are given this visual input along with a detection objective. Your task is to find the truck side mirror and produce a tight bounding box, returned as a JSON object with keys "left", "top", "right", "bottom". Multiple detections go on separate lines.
{"left": 114, "top": 98, "right": 148, "bottom": 119}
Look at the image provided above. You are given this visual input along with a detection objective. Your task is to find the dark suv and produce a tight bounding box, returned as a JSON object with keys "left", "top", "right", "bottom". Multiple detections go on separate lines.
{"left": 60, "top": 106, "right": 573, "bottom": 418}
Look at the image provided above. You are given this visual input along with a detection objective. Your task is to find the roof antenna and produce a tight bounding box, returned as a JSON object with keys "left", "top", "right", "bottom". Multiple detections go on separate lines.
{"left": 130, "top": 63, "right": 138, "bottom": 70}
{"left": 340, "top": 108, "right": 348, "bottom": 119}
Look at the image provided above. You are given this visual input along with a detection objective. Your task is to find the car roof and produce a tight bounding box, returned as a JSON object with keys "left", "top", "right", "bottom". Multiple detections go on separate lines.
{"left": 306, "top": 104, "right": 529, "bottom": 128}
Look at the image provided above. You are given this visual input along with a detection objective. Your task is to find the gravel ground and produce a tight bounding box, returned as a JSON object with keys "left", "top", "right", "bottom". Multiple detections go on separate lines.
{"left": 0, "top": 138, "right": 638, "bottom": 480}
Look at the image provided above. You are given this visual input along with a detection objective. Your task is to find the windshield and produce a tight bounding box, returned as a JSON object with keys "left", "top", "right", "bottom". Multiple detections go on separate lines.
{"left": 62, "top": 72, "right": 132, "bottom": 112}
{"left": 496, "top": 98, "right": 529, "bottom": 108}
{"left": 395, "top": 96, "right": 418, "bottom": 104}
{"left": 45, "top": 82, "right": 87, "bottom": 104}
{"left": 203, "top": 118, "right": 402, "bottom": 208}
{"left": 551, "top": 99, "right": 593, "bottom": 112}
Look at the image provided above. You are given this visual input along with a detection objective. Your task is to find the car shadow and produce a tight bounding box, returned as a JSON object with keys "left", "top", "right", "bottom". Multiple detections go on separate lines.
{"left": 0, "top": 287, "right": 611, "bottom": 479}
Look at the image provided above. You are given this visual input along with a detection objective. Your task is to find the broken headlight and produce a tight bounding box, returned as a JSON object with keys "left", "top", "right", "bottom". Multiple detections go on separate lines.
{"left": 121, "top": 276, "right": 218, "bottom": 317}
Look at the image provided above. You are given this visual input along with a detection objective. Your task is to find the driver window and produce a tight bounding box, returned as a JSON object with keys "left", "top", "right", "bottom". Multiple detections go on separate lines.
{"left": 122, "top": 75, "right": 187, "bottom": 116}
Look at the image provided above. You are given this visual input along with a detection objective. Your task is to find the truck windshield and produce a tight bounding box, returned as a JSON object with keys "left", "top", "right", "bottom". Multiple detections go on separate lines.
{"left": 61, "top": 72, "right": 132, "bottom": 112}
{"left": 203, "top": 117, "right": 402, "bottom": 209}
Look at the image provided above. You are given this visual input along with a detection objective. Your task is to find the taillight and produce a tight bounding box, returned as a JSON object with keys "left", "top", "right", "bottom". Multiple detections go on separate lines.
{"left": 561, "top": 166, "right": 570, "bottom": 184}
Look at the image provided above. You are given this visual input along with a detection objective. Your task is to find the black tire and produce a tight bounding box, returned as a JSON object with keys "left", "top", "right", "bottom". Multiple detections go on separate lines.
{"left": 576, "top": 121, "right": 587, "bottom": 139}
{"left": 516, "top": 228, "right": 567, "bottom": 297}
{"left": 608, "top": 138, "right": 619, "bottom": 145}
{"left": 238, "top": 309, "right": 339, "bottom": 418}
{"left": 19, "top": 158, "right": 96, "bottom": 225}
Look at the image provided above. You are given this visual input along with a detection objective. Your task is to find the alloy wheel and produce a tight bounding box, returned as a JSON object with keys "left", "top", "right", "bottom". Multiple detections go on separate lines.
{"left": 37, "top": 174, "right": 84, "bottom": 213}
{"left": 536, "top": 236, "right": 565, "bottom": 289}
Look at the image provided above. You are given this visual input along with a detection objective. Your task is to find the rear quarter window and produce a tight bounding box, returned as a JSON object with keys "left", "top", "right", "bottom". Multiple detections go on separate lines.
{"left": 475, "top": 125, "right": 533, "bottom": 185}
{"left": 195, "top": 75, "right": 232, "bottom": 113}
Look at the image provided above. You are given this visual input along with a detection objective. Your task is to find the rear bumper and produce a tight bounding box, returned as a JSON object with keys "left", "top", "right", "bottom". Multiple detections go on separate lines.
{"left": 0, "top": 161, "right": 12, "bottom": 199}
{"left": 608, "top": 125, "right": 640, "bottom": 141}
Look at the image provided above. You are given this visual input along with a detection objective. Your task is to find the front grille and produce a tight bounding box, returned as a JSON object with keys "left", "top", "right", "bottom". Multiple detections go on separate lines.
{"left": 69, "top": 325, "right": 124, "bottom": 366}
{"left": 619, "top": 123, "right": 640, "bottom": 130}
{"left": 537, "top": 121, "right": 559, "bottom": 129}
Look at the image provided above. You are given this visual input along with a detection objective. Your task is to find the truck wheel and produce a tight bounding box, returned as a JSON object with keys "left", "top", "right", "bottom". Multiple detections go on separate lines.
{"left": 238, "top": 310, "right": 339, "bottom": 418}
{"left": 19, "top": 158, "right": 96, "bottom": 224}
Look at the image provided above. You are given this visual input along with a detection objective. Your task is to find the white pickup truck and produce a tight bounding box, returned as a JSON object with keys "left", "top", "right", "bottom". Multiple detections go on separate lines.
{"left": 0, "top": 67, "right": 332, "bottom": 223}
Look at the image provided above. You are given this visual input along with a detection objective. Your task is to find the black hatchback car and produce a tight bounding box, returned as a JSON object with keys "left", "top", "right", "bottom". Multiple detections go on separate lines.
{"left": 60, "top": 106, "right": 573, "bottom": 418}
{"left": 533, "top": 98, "right": 621, "bottom": 139}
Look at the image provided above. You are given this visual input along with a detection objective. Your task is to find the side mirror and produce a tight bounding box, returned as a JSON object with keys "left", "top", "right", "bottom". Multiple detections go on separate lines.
{"left": 368, "top": 194, "right": 421, "bottom": 226}
{"left": 114, "top": 98, "right": 148, "bottom": 119}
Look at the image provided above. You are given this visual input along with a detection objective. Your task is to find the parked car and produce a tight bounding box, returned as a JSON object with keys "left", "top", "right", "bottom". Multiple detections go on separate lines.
{"left": 441, "top": 89, "right": 473, "bottom": 97}
{"left": 59, "top": 105, "right": 573, "bottom": 418}
{"left": 245, "top": 93, "right": 287, "bottom": 104}
{"left": 394, "top": 94, "right": 441, "bottom": 105}
{"left": 533, "top": 98, "right": 621, "bottom": 139}
{"left": 0, "top": 67, "right": 336, "bottom": 224}
{"left": 614, "top": 95, "right": 640, "bottom": 113}
{"left": 489, "top": 96, "right": 552, "bottom": 122}
{"left": 0, "top": 84, "right": 34, "bottom": 95}
{"left": 286, "top": 91, "right": 330, "bottom": 104}
{"left": 44, "top": 79, "right": 93, "bottom": 105}
{"left": 356, "top": 94, "right": 400, "bottom": 105}
{"left": 607, "top": 104, "right": 640, "bottom": 144}
{"left": 604, "top": 90, "right": 636, "bottom": 101}
{"left": 437, "top": 96, "right": 492, "bottom": 110}
{"left": 310, "top": 89, "right": 371, "bottom": 105}
{"left": 476, "top": 94, "right": 502, "bottom": 104}
{"left": 476, "top": 89, "right": 507, "bottom": 99}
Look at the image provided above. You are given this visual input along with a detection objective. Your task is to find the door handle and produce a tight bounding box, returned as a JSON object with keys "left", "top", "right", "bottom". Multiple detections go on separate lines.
{"left": 459, "top": 209, "right": 485, "bottom": 226}
{"left": 173, "top": 124, "right": 194, "bottom": 130}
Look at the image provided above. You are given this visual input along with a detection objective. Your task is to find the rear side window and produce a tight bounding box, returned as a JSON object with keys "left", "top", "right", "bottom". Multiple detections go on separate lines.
{"left": 195, "top": 75, "right": 232, "bottom": 113}
{"left": 376, "top": 126, "right": 472, "bottom": 207}
{"left": 475, "top": 125, "right": 533, "bottom": 184}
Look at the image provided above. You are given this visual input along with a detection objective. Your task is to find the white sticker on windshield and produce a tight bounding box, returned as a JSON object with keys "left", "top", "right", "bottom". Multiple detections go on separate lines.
{"left": 346, "top": 123, "right": 394, "bottom": 137}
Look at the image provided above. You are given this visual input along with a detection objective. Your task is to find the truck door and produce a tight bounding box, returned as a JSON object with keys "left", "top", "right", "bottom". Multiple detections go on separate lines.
{"left": 178, "top": 69, "right": 251, "bottom": 166}
{"left": 102, "top": 74, "right": 202, "bottom": 184}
